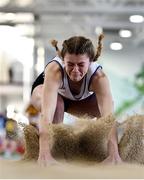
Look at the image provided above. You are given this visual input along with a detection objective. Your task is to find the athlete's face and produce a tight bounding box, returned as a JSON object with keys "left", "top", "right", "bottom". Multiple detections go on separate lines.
{"left": 63, "top": 53, "right": 90, "bottom": 82}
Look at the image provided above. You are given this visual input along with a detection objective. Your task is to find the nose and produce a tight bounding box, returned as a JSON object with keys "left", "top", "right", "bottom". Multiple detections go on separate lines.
{"left": 72, "top": 65, "right": 79, "bottom": 72}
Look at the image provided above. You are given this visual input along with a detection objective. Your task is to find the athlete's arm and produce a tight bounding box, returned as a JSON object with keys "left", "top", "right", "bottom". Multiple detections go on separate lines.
{"left": 90, "top": 69, "right": 122, "bottom": 164}
{"left": 38, "top": 61, "right": 62, "bottom": 166}
{"left": 90, "top": 69, "right": 114, "bottom": 117}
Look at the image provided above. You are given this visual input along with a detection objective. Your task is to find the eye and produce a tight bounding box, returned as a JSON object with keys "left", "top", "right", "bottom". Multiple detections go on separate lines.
{"left": 78, "top": 63, "right": 84, "bottom": 67}
{"left": 68, "top": 63, "right": 74, "bottom": 67}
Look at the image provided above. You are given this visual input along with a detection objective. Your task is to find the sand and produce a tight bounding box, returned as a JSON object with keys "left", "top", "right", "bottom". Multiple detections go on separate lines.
{"left": 0, "top": 159, "right": 144, "bottom": 179}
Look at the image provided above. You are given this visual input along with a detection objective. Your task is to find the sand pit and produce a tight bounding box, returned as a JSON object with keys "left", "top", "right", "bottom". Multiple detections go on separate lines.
{"left": 0, "top": 159, "right": 144, "bottom": 179}
{"left": 1, "top": 114, "right": 143, "bottom": 179}
{"left": 23, "top": 114, "right": 144, "bottom": 165}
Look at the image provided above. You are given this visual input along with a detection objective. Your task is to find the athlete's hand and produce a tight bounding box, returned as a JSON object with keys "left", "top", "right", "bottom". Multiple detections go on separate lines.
{"left": 100, "top": 154, "right": 123, "bottom": 165}
{"left": 38, "top": 132, "right": 58, "bottom": 166}
{"left": 38, "top": 151, "right": 58, "bottom": 166}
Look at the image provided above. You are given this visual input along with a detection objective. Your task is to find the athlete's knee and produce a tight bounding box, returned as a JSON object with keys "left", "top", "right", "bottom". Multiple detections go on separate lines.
{"left": 53, "top": 95, "right": 64, "bottom": 124}
{"left": 56, "top": 95, "right": 64, "bottom": 111}
{"left": 31, "top": 85, "right": 43, "bottom": 110}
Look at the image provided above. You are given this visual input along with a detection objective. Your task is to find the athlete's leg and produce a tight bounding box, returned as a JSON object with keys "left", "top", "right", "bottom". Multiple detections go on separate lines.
{"left": 31, "top": 85, "right": 65, "bottom": 124}
{"left": 52, "top": 95, "right": 64, "bottom": 124}
{"left": 66, "top": 94, "right": 101, "bottom": 118}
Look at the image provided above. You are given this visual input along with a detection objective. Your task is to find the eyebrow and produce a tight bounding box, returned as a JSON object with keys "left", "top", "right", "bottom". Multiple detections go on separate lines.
{"left": 67, "top": 61, "right": 85, "bottom": 64}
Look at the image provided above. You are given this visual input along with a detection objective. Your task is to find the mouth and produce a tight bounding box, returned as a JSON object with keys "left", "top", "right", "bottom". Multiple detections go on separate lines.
{"left": 71, "top": 72, "right": 81, "bottom": 76}
{"left": 70, "top": 75, "right": 82, "bottom": 81}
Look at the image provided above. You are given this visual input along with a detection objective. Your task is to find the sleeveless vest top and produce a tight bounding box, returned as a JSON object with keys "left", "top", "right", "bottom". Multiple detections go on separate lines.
{"left": 47, "top": 56, "right": 102, "bottom": 101}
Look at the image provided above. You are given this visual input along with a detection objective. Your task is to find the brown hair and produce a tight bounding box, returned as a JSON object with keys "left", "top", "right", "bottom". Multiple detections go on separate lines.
{"left": 51, "top": 34, "right": 104, "bottom": 62}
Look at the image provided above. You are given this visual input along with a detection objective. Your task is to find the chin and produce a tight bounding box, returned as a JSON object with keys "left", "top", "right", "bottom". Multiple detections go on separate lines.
{"left": 72, "top": 79, "right": 80, "bottom": 82}
{"left": 70, "top": 76, "right": 82, "bottom": 82}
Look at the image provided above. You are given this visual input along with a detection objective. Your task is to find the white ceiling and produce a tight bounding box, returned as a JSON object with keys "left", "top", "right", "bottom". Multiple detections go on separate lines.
{"left": 0, "top": 0, "right": 144, "bottom": 49}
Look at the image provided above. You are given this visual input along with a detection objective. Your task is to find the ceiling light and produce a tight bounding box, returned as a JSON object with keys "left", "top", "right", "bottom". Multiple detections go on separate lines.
{"left": 119, "top": 30, "right": 132, "bottom": 38}
{"left": 110, "top": 42, "right": 123, "bottom": 51}
{"left": 129, "top": 15, "right": 144, "bottom": 23}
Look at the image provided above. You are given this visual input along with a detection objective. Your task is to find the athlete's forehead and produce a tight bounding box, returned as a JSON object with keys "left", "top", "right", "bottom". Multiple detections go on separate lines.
{"left": 63, "top": 53, "right": 90, "bottom": 63}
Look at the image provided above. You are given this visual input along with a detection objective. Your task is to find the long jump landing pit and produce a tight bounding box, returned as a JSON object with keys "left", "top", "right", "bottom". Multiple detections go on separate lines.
{"left": 0, "top": 159, "right": 144, "bottom": 179}
{"left": 1, "top": 114, "right": 143, "bottom": 179}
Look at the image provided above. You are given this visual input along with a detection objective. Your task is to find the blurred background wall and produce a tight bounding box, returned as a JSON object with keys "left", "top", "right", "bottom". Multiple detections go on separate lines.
{"left": 0, "top": 0, "right": 144, "bottom": 147}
